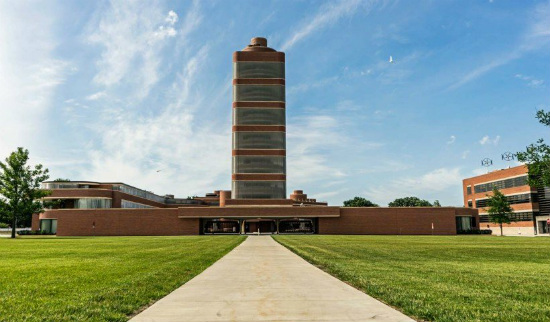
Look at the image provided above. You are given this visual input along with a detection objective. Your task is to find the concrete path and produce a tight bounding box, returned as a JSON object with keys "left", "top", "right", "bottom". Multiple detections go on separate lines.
{"left": 130, "top": 236, "right": 414, "bottom": 322}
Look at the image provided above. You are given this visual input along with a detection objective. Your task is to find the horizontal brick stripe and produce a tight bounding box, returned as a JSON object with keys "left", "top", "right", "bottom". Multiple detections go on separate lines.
{"left": 233, "top": 51, "right": 285, "bottom": 62}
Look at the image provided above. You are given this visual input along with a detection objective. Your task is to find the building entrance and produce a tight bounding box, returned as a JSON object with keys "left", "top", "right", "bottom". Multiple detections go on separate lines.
{"left": 243, "top": 219, "right": 277, "bottom": 234}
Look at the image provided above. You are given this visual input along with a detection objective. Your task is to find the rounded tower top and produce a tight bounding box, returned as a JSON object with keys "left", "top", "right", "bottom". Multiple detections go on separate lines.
{"left": 242, "top": 37, "right": 276, "bottom": 52}
{"left": 250, "top": 37, "right": 267, "bottom": 47}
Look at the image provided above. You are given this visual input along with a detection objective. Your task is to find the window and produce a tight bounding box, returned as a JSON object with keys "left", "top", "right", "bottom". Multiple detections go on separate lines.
{"left": 467, "top": 200, "right": 472, "bottom": 208}
{"left": 233, "top": 108, "right": 285, "bottom": 125}
{"left": 112, "top": 184, "right": 165, "bottom": 203}
{"left": 480, "top": 212, "right": 535, "bottom": 223}
{"left": 233, "top": 132, "right": 285, "bottom": 150}
{"left": 233, "top": 62, "right": 284, "bottom": 79}
{"left": 232, "top": 181, "right": 286, "bottom": 199}
{"left": 233, "top": 156, "right": 286, "bottom": 174}
{"left": 466, "top": 186, "right": 472, "bottom": 195}
{"left": 121, "top": 200, "right": 155, "bottom": 209}
{"left": 233, "top": 85, "right": 285, "bottom": 102}
{"left": 474, "top": 175, "right": 528, "bottom": 193}
{"left": 475, "top": 193, "right": 532, "bottom": 208}
{"left": 40, "top": 219, "right": 57, "bottom": 234}
{"left": 75, "top": 198, "right": 112, "bottom": 209}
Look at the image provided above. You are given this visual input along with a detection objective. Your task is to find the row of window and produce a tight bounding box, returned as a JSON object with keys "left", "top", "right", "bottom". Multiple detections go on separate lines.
{"left": 475, "top": 193, "right": 534, "bottom": 208}
{"left": 233, "top": 62, "right": 285, "bottom": 79}
{"left": 112, "top": 184, "right": 165, "bottom": 203}
{"left": 233, "top": 132, "right": 285, "bottom": 150}
{"left": 121, "top": 200, "right": 155, "bottom": 209}
{"left": 233, "top": 108, "right": 285, "bottom": 126}
{"left": 472, "top": 175, "right": 528, "bottom": 194}
{"left": 232, "top": 181, "right": 286, "bottom": 199}
{"left": 75, "top": 198, "right": 112, "bottom": 209}
{"left": 479, "top": 212, "right": 535, "bottom": 223}
{"left": 233, "top": 156, "right": 286, "bottom": 174}
{"left": 233, "top": 85, "right": 285, "bottom": 102}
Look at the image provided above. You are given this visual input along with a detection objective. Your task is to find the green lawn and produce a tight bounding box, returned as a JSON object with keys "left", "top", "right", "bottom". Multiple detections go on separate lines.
{"left": 0, "top": 236, "right": 245, "bottom": 321}
{"left": 274, "top": 235, "right": 550, "bottom": 322}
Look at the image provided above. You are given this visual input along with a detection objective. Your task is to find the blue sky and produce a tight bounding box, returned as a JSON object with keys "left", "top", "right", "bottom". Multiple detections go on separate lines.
{"left": 0, "top": 0, "right": 549, "bottom": 206}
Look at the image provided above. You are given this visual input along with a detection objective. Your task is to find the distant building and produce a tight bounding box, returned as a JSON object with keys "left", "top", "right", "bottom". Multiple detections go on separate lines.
{"left": 33, "top": 37, "right": 478, "bottom": 236}
{"left": 462, "top": 165, "right": 550, "bottom": 236}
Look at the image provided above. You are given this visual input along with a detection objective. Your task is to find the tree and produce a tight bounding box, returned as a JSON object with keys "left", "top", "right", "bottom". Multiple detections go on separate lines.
{"left": 53, "top": 178, "right": 71, "bottom": 182}
{"left": 517, "top": 110, "right": 550, "bottom": 188}
{"left": 486, "top": 188, "right": 515, "bottom": 236}
{"left": 343, "top": 197, "right": 379, "bottom": 207}
{"left": 433, "top": 200, "right": 442, "bottom": 207}
{"left": 0, "top": 148, "right": 50, "bottom": 238}
{"left": 388, "top": 196, "right": 433, "bottom": 207}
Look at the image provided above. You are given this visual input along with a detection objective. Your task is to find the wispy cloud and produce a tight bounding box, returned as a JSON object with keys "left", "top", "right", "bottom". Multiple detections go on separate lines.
{"left": 87, "top": 3, "right": 195, "bottom": 100}
{"left": 281, "top": 0, "right": 374, "bottom": 51}
{"left": 85, "top": 91, "right": 106, "bottom": 101}
{"left": 448, "top": 1, "right": 550, "bottom": 90}
{"left": 479, "top": 135, "right": 500, "bottom": 145}
{"left": 447, "top": 135, "right": 456, "bottom": 145}
{"left": 515, "top": 74, "right": 544, "bottom": 88}
{"left": 0, "top": 2, "right": 70, "bottom": 159}
{"left": 364, "top": 167, "right": 464, "bottom": 206}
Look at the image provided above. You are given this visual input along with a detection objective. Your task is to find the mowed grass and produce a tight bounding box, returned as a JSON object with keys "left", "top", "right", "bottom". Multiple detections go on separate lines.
{"left": 274, "top": 235, "right": 550, "bottom": 322}
{"left": 0, "top": 236, "right": 245, "bottom": 321}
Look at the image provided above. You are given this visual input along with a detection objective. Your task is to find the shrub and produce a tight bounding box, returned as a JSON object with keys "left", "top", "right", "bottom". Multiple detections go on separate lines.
{"left": 457, "top": 229, "right": 492, "bottom": 235}
{"left": 17, "top": 230, "right": 55, "bottom": 236}
{"left": 0, "top": 222, "right": 9, "bottom": 228}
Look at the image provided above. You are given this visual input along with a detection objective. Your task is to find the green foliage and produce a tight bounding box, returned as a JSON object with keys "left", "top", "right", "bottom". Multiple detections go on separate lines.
{"left": 0, "top": 148, "right": 51, "bottom": 237}
{"left": 0, "top": 222, "right": 9, "bottom": 228}
{"left": 486, "top": 188, "right": 515, "bottom": 235}
{"left": 388, "top": 196, "right": 432, "bottom": 207}
{"left": 343, "top": 196, "right": 379, "bottom": 207}
{"left": 274, "top": 235, "right": 550, "bottom": 322}
{"left": 53, "top": 178, "right": 71, "bottom": 182}
{"left": 433, "top": 200, "right": 442, "bottom": 207}
{"left": 517, "top": 110, "right": 550, "bottom": 187}
{"left": 0, "top": 236, "right": 245, "bottom": 321}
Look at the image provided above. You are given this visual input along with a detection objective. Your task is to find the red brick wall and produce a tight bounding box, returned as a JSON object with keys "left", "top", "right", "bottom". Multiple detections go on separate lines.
{"left": 41, "top": 209, "right": 199, "bottom": 236}
{"left": 319, "top": 207, "right": 479, "bottom": 235}
{"left": 39, "top": 206, "right": 477, "bottom": 236}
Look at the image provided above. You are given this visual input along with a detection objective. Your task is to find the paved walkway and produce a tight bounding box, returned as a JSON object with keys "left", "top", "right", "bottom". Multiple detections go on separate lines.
{"left": 130, "top": 236, "right": 414, "bottom": 322}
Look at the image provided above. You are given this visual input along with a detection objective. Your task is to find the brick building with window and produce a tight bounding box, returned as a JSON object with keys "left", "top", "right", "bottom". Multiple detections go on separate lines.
{"left": 462, "top": 165, "right": 550, "bottom": 236}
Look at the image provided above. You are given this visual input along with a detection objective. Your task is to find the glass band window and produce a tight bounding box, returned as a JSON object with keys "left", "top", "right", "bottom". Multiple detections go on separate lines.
{"left": 121, "top": 200, "right": 155, "bottom": 209}
{"left": 233, "top": 156, "right": 286, "bottom": 174}
{"left": 75, "top": 198, "right": 112, "bottom": 209}
{"left": 475, "top": 193, "right": 533, "bottom": 208}
{"left": 233, "top": 108, "right": 285, "bottom": 125}
{"left": 474, "top": 176, "right": 528, "bottom": 193}
{"left": 232, "top": 181, "right": 286, "bottom": 199}
{"left": 233, "top": 62, "right": 285, "bottom": 79}
{"left": 233, "top": 85, "right": 285, "bottom": 102}
{"left": 233, "top": 132, "right": 285, "bottom": 150}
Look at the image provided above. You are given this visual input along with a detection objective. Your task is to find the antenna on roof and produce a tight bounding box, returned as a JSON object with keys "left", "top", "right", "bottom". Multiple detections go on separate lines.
{"left": 481, "top": 158, "right": 493, "bottom": 173}
{"left": 501, "top": 152, "right": 515, "bottom": 168}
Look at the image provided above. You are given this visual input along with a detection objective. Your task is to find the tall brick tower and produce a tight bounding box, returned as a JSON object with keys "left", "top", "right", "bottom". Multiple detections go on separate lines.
{"left": 231, "top": 37, "right": 286, "bottom": 199}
